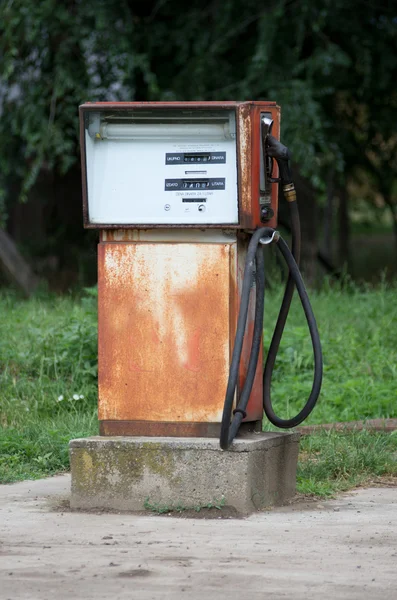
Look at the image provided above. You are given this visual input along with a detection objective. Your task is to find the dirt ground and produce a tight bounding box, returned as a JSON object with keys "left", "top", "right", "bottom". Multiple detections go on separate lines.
{"left": 0, "top": 475, "right": 396, "bottom": 599}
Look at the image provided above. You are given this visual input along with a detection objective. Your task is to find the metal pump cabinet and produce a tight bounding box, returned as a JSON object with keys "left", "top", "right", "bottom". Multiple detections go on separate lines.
{"left": 80, "top": 101, "right": 280, "bottom": 437}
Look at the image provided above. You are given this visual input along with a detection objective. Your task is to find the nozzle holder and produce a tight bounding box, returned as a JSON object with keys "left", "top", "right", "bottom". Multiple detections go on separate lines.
{"left": 266, "top": 135, "right": 293, "bottom": 185}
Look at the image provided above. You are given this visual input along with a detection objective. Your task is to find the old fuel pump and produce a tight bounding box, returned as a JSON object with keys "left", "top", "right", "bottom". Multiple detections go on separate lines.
{"left": 79, "top": 101, "right": 322, "bottom": 449}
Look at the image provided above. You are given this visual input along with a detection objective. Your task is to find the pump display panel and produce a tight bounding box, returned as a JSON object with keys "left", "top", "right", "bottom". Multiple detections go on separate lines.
{"left": 82, "top": 108, "right": 238, "bottom": 226}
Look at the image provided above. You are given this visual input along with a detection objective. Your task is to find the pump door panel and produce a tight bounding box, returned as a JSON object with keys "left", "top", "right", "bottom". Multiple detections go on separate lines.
{"left": 98, "top": 241, "right": 236, "bottom": 426}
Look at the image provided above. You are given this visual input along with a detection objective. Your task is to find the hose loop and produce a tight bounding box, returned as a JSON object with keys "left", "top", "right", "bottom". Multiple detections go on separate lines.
{"left": 220, "top": 202, "right": 323, "bottom": 449}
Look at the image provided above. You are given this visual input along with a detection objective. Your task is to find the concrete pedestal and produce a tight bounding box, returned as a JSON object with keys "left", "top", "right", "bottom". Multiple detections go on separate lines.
{"left": 69, "top": 432, "right": 300, "bottom": 515}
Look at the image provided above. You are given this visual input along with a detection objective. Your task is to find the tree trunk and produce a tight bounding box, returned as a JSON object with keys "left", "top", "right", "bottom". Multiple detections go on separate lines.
{"left": 293, "top": 169, "right": 318, "bottom": 285}
{"left": 337, "top": 185, "right": 350, "bottom": 271}
{"left": 383, "top": 196, "right": 397, "bottom": 264}
{"left": 0, "top": 228, "right": 40, "bottom": 295}
{"left": 323, "top": 166, "right": 335, "bottom": 262}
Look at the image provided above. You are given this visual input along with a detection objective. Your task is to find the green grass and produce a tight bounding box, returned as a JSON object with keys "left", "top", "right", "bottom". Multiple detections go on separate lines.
{"left": 0, "top": 412, "right": 97, "bottom": 482}
{"left": 297, "top": 429, "right": 397, "bottom": 497}
{"left": 263, "top": 278, "right": 397, "bottom": 425}
{"left": 1, "top": 282, "right": 396, "bottom": 493}
{"left": 0, "top": 290, "right": 98, "bottom": 482}
{"left": 0, "top": 289, "right": 98, "bottom": 421}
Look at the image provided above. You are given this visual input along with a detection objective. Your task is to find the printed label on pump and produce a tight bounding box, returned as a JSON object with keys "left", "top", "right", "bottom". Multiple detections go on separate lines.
{"left": 164, "top": 178, "right": 225, "bottom": 191}
{"left": 165, "top": 152, "right": 226, "bottom": 165}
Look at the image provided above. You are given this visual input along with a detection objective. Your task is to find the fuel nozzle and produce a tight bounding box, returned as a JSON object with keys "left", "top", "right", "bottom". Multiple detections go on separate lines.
{"left": 266, "top": 134, "right": 296, "bottom": 203}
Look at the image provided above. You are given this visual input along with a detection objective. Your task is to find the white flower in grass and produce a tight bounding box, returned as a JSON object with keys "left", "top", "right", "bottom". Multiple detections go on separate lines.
{"left": 79, "top": 395, "right": 84, "bottom": 399}
{"left": 57, "top": 395, "right": 64, "bottom": 402}
{"left": 73, "top": 394, "right": 80, "bottom": 400}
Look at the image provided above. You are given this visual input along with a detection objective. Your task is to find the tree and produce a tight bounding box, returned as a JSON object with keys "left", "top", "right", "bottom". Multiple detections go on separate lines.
{"left": 1, "top": 1, "right": 396, "bottom": 279}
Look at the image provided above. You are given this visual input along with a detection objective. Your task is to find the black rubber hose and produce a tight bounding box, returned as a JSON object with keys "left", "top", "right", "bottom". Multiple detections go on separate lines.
{"left": 263, "top": 236, "right": 323, "bottom": 428}
{"left": 263, "top": 202, "right": 301, "bottom": 375}
{"left": 219, "top": 229, "right": 267, "bottom": 450}
{"left": 262, "top": 200, "right": 303, "bottom": 427}
{"left": 220, "top": 216, "right": 322, "bottom": 448}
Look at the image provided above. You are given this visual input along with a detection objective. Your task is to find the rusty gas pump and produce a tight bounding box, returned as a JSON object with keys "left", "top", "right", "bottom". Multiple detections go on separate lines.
{"left": 79, "top": 101, "right": 322, "bottom": 448}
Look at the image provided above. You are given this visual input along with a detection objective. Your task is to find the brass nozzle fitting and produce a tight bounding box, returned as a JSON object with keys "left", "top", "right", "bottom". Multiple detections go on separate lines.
{"left": 283, "top": 183, "right": 296, "bottom": 203}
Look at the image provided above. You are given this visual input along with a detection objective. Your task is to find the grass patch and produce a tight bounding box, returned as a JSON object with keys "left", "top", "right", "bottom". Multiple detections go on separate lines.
{"left": 263, "top": 279, "right": 397, "bottom": 425}
{"left": 0, "top": 290, "right": 98, "bottom": 483}
{"left": 0, "top": 289, "right": 98, "bottom": 425}
{"left": 1, "top": 281, "right": 397, "bottom": 491}
{"left": 297, "top": 429, "right": 397, "bottom": 497}
{"left": 0, "top": 411, "right": 97, "bottom": 483}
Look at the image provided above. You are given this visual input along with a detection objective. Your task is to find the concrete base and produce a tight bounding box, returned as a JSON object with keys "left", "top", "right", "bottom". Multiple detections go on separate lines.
{"left": 69, "top": 432, "right": 300, "bottom": 515}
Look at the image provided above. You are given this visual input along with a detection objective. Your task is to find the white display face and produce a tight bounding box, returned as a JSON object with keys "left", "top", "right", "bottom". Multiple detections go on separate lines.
{"left": 84, "top": 115, "right": 239, "bottom": 225}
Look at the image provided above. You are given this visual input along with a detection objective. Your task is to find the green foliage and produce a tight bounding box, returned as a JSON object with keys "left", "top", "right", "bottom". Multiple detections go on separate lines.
{"left": 1, "top": 0, "right": 396, "bottom": 207}
{"left": 0, "top": 0, "right": 137, "bottom": 199}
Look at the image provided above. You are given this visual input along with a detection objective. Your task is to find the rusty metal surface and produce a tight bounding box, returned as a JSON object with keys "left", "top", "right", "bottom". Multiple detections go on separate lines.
{"left": 236, "top": 103, "right": 281, "bottom": 230}
{"left": 250, "top": 107, "right": 262, "bottom": 228}
{"left": 88, "top": 222, "right": 242, "bottom": 231}
{"left": 100, "top": 229, "right": 237, "bottom": 243}
{"left": 87, "top": 100, "right": 282, "bottom": 434}
{"left": 248, "top": 105, "right": 281, "bottom": 230}
{"left": 98, "top": 233, "right": 263, "bottom": 429}
{"left": 80, "top": 101, "right": 277, "bottom": 111}
{"left": 236, "top": 235, "right": 263, "bottom": 422}
{"left": 237, "top": 104, "right": 252, "bottom": 229}
{"left": 98, "top": 241, "right": 236, "bottom": 424}
{"left": 99, "top": 420, "right": 261, "bottom": 438}
{"left": 266, "top": 105, "right": 281, "bottom": 230}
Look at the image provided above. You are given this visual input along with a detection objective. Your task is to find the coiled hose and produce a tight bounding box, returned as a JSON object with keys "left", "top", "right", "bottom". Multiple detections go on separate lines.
{"left": 219, "top": 200, "right": 323, "bottom": 450}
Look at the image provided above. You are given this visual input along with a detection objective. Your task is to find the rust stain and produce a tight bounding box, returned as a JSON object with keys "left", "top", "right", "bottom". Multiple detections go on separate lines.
{"left": 236, "top": 103, "right": 281, "bottom": 230}
{"left": 237, "top": 105, "right": 252, "bottom": 229}
{"left": 268, "top": 105, "right": 281, "bottom": 229}
{"left": 184, "top": 327, "right": 201, "bottom": 372}
{"left": 249, "top": 107, "right": 262, "bottom": 228}
{"left": 99, "top": 419, "right": 261, "bottom": 437}
{"left": 98, "top": 241, "right": 234, "bottom": 424}
{"left": 97, "top": 237, "right": 262, "bottom": 429}
{"left": 151, "top": 327, "right": 162, "bottom": 345}
{"left": 228, "top": 238, "right": 238, "bottom": 359}
{"left": 129, "top": 361, "right": 154, "bottom": 373}
{"left": 236, "top": 236, "right": 263, "bottom": 421}
{"left": 239, "top": 320, "right": 263, "bottom": 421}
{"left": 101, "top": 229, "right": 142, "bottom": 242}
